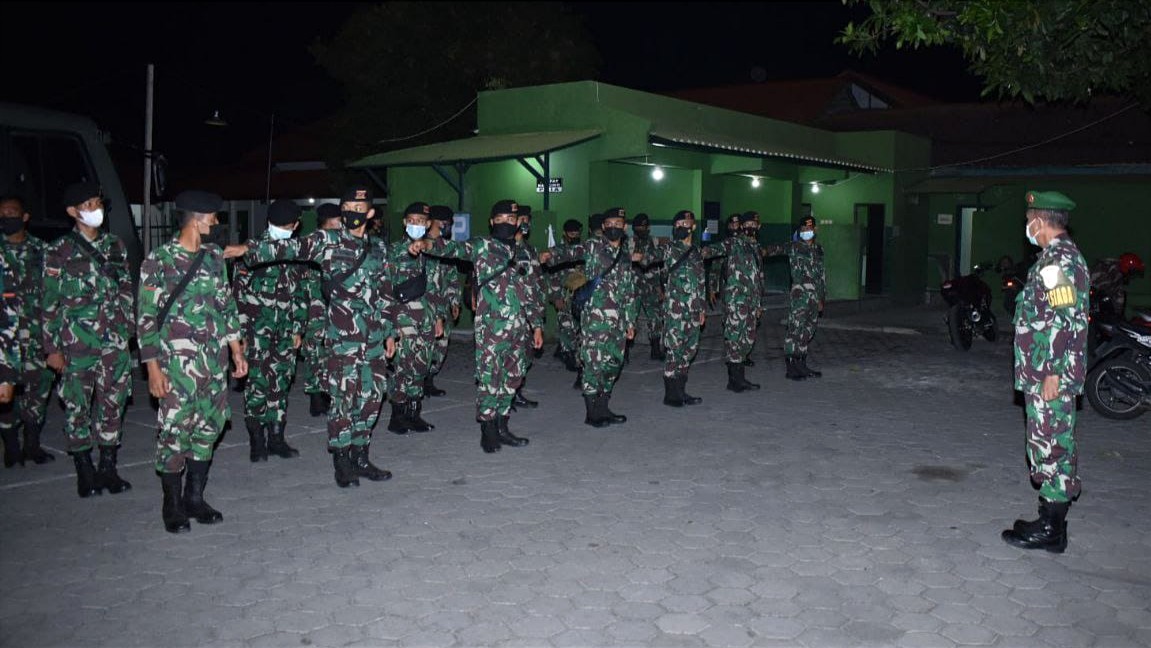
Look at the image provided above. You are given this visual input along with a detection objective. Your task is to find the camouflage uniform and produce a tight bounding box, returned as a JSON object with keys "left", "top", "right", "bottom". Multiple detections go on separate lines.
{"left": 1, "top": 269, "right": 17, "bottom": 383}
{"left": 764, "top": 239, "right": 827, "bottom": 374}
{"left": 42, "top": 229, "right": 135, "bottom": 454}
{"left": 714, "top": 234, "right": 765, "bottom": 363}
{"left": 512, "top": 236, "right": 545, "bottom": 405}
{"left": 545, "top": 237, "right": 584, "bottom": 362}
{"left": 299, "top": 264, "right": 328, "bottom": 398}
{"left": 0, "top": 233, "right": 56, "bottom": 463}
{"left": 246, "top": 228, "right": 397, "bottom": 452}
{"left": 1012, "top": 233, "right": 1089, "bottom": 504}
{"left": 138, "top": 239, "right": 241, "bottom": 474}
{"left": 386, "top": 238, "right": 438, "bottom": 430}
{"left": 632, "top": 232, "right": 666, "bottom": 357}
{"left": 426, "top": 254, "right": 462, "bottom": 384}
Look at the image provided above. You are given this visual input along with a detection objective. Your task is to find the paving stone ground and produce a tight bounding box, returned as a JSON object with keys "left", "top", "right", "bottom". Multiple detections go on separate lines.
{"left": 2, "top": 304, "right": 1149, "bottom": 648}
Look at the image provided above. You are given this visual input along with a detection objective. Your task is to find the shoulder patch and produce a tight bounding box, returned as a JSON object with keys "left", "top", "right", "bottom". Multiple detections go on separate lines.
{"left": 1039, "top": 265, "right": 1066, "bottom": 290}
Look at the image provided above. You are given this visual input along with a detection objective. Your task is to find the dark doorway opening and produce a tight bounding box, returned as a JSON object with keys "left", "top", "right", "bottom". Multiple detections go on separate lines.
{"left": 855, "top": 203, "right": 885, "bottom": 295}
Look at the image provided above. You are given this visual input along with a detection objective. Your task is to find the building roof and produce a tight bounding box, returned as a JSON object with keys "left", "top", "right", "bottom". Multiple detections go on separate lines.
{"left": 349, "top": 129, "right": 602, "bottom": 168}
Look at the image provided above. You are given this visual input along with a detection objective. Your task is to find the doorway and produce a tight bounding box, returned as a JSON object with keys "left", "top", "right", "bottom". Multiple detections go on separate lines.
{"left": 855, "top": 203, "right": 885, "bottom": 295}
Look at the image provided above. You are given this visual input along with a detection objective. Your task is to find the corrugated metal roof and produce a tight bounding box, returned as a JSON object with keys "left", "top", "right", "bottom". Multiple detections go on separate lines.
{"left": 650, "top": 129, "right": 888, "bottom": 173}
{"left": 349, "top": 129, "right": 602, "bottom": 168}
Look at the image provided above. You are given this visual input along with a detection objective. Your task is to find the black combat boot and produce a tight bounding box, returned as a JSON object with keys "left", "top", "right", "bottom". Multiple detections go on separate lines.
{"left": 160, "top": 472, "right": 190, "bottom": 534}
{"left": 387, "top": 401, "right": 411, "bottom": 435}
{"left": 553, "top": 344, "right": 563, "bottom": 359}
{"left": 623, "top": 339, "right": 633, "bottom": 365}
{"left": 245, "top": 416, "right": 267, "bottom": 463}
{"left": 182, "top": 459, "right": 223, "bottom": 524}
{"left": 266, "top": 420, "right": 300, "bottom": 458}
{"left": 496, "top": 415, "right": 529, "bottom": 447}
{"left": 663, "top": 375, "right": 684, "bottom": 407}
{"left": 480, "top": 419, "right": 502, "bottom": 453}
{"left": 70, "top": 450, "right": 101, "bottom": 498}
{"left": 512, "top": 386, "right": 538, "bottom": 410}
{"left": 572, "top": 369, "right": 583, "bottom": 390}
{"left": 650, "top": 337, "right": 661, "bottom": 361}
{"left": 562, "top": 350, "right": 581, "bottom": 373}
{"left": 583, "top": 394, "right": 609, "bottom": 428}
{"left": 679, "top": 374, "right": 702, "bottom": 406}
{"left": 743, "top": 356, "right": 755, "bottom": 367}
{"left": 785, "top": 356, "right": 807, "bottom": 381}
{"left": 332, "top": 447, "right": 360, "bottom": 487}
{"left": 799, "top": 354, "right": 822, "bottom": 378}
{"left": 602, "top": 393, "right": 627, "bottom": 424}
{"left": 407, "top": 400, "right": 434, "bottom": 433}
{"left": 349, "top": 444, "right": 392, "bottom": 481}
{"left": 96, "top": 445, "right": 132, "bottom": 494}
{"left": 2, "top": 425, "right": 24, "bottom": 468}
{"left": 726, "top": 362, "right": 760, "bottom": 392}
{"left": 1002, "top": 499, "right": 1069, "bottom": 553}
{"left": 308, "top": 392, "right": 329, "bottom": 417}
{"left": 423, "top": 375, "right": 447, "bottom": 397}
{"left": 22, "top": 421, "right": 54, "bottom": 464}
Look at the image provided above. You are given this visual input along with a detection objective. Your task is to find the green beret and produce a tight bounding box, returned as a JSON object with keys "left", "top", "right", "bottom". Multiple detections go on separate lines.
{"left": 1025, "top": 190, "right": 1076, "bottom": 211}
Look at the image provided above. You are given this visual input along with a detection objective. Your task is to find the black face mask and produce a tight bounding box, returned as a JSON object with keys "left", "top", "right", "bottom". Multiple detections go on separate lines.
{"left": 744, "top": 228, "right": 759, "bottom": 238}
{"left": 603, "top": 227, "right": 625, "bottom": 242}
{"left": 342, "top": 210, "right": 367, "bottom": 230}
{"left": 202, "top": 223, "right": 227, "bottom": 246}
{"left": 491, "top": 222, "right": 518, "bottom": 241}
{"left": 441, "top": 228, "right": 452, "bottom": 241}
{"left": 0, "top": 217, "right": 23, "bottom": 236}
{"left": 673, "top": 226, "right": 692, "bottom": 241}
{"left": 564, "top": 235, "right": 580, "bottom": 245}
{"left": 634, "top": 228, "right": 650, "bottom": 239}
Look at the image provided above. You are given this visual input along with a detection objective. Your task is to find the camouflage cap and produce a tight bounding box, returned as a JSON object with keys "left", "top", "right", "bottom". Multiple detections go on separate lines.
{"left": 1025, "top": 190, "right": 1076, "bottom": 211}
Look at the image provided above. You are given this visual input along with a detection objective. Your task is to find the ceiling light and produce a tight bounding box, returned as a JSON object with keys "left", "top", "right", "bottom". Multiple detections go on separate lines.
{"left": 751, "top": 177, "right": 761, "bottom": 188}
{"left": 651, "top": 166, "right": 664, "bottom": 181}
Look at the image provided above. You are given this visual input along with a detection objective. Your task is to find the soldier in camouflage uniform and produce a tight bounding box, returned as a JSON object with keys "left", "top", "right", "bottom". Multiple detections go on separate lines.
{"left": 545, "top": 207, "right": 640, "bottom": 427}
{"left": 707, "top": 211, "right": 765, "bottom": 393}
{"left": 655, "top": 210, "right": 719, "bottom": 407}
{"left": 234, "top": 199, "right": 307, "bottom": 462}
{"left": 1001, "top": 190, "right": 1089, "bottom": 553}
{"left": 1, "top": 196, "right": 56, "bottom": 466}
{"left": 546, "top": 219, "right": 584, "bottom": 372}
{"left": 631, "top": 213, "right": 667, "bottom": 361}
{"left": 385, "top": 202, "right": 441, "bottom": 435}
{"left": 1, "top": 268, "right": 17, "bottom": 408}
{"left": 706, "top": 213, "right": 741, "bottom": 313}
{"left": 243, "top": 186, "right": 399, "bottom": 488}
{"left": 415, "top": 199, "right": 539, "bottom": 453}
{"left": 763, "top": 214, "right": 827, "bottom": 381}
{"left": 138, "top": 190, "right": 249, "bottom": 533}
{"left": 425, "top": 205, "right": 462, "bottom": 398}
{"left": 43, "top": 183, "right": 135, "bottom": 498}
{"left": 300, "top": 203, "right": 342, "bottom": 417}
{"left": 511, "top": 204, "right": 544, "bottom": 409}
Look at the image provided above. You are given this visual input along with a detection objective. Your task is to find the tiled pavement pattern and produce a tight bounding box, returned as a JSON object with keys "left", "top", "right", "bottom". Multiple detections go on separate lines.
{"left": 2, "top": 305, "right": 1149, "bottom": 647}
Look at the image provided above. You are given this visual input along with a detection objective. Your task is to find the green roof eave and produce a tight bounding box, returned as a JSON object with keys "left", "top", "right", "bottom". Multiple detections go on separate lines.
{"left": 649, "top": 129, "right": 888, "bottom": 174}
{"left": 348, "top": 129, "right": 603, "bottom": 168}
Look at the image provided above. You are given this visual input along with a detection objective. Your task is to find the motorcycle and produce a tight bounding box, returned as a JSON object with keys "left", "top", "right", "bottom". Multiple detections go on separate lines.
{"left": 999, "top": 260, "right": 1029, "bottom": 319}
{"left": 941, "top": 263, "right": 998, "bottom": 351}
{"left": 1084, "top": 312, "right": 1151, "bottom": 420}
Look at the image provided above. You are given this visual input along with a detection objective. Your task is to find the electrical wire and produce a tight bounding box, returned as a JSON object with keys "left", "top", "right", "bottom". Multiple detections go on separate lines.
{"left": 375, "top": 97, "right": 478, "bottom": 144}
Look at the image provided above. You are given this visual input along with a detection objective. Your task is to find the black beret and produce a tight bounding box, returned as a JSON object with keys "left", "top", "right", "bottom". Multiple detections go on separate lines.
{"left": 602, "top": 207, "right": 626, "bottom": 222}
{"left": 491, "top": 199, "right": 518, "bottom": 217}
{"left": 673, "top": 210, "right": 696, "bottom": 222}
{"left": 340, "top": 186, "right": 374, "bottom": 203}
{"left": 316, "top": 203, "right": 342, "bottom": 221}
{"left": 517, "top": 204, "right": 532, "bottom": 217}
{"left": 62, "top": 182, "right": 100, "bottom": 208}
{"left": 174, "top": 189, "right": 223, "bottom": 214}
{"left": 562, "top": 218, "right": 582, "bottom": 233}
{"left": 739, "top": 211, "right": 760, "bottom": 224}
{"left": 403, "top": 202, "right": 430, "bottom": 217}
{"left": 267, "top": 199, "right": 301, "bottom": 226}
{"left": 429, "top": 205, "right": 454, "bottom": 222}
{"left": 588, "top": 213, "right": 605, "bottom": 230}
{"left": 797, "top": 214, "right": 816, "bottom": 228}
{"left": 632, "top": 213, "right": 650, "bottom": 226}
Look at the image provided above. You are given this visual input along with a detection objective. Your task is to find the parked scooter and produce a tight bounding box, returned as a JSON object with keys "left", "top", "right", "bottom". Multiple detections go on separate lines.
{"left": 1084, "top": 312, "right": 1151, "bottom": 420}
{"left": 996, "top": 255, "right": 1030, "bottom": 320}
{"left": 941, "top": 263, "right": 998, "bottom": 350}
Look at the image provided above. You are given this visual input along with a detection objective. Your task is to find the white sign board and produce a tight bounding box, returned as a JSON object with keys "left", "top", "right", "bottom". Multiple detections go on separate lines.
{"left": 452, "top": 213, "right": 470, "bottom": 240}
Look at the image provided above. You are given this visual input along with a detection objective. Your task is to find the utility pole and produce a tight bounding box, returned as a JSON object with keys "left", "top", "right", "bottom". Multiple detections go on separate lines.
{"left": 265, "top": 113, "right": 275, "bottom": 205}
{"left": 143, "top": 63, "right": 154, "bottom": 254}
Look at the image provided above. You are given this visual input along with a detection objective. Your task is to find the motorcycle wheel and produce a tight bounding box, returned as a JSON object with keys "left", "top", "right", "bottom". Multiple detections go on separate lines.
{"left": 1085, "top": 356, "right": 1151, "bottom": 420}
{"left": 982, "top": 312, "right": 998, "bottom": 342}
{"left": 947, "top": 304, "right": 973, "bottom": 351}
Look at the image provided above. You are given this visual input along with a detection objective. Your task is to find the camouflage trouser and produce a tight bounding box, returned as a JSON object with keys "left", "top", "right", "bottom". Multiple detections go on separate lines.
{"left": 392, "top": 326, "right": 434, "bottom": 402}
{"left": 723, "top": 295, "right": 759, "bottom": 363}
{"left": 0, "top": 364, "right": 54, "bottom": 430}
{"left": 513, "top": 325, "right": 535, "bottom": 379}
{"left": 1024, "top": 392, "right": 1080, "bottom": 503}
{"left": 637, "top": 279, "right": 664, "bottom": 340}
{"left": 474, "top": 315, "right": 526, "bottom": 421}
{"left": 244, "top": 332, "right": 297, "bottom": 425}
{"left": 327, "top": 350, "right": 388, "bottom": 449}
{"left": 784, "top": 288, "right": 820, "bottom": 356}
{"left": 58, "top": 347, "right": 132, "bottom": 452}
{"left": 580, "top": 310, "right": 627, "bottom": 395}
{"left": 300, "top": 321, "right": 326, "bottom": 394}
{"left": 662, "top": 315, "right": 702, "bottom": 378}
{"left": 154, "top": 345, "right": 230, "bottom": 473}
{"left": 429, "top": 315, "right": 453, "bottom": 377}
{"left": 556, "top": 301, "right": 580, "bottom": 354}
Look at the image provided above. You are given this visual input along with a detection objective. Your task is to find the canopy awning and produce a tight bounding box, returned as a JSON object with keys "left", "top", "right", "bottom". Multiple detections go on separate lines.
{"left": 349, "top": 129, "right": 602, "bottom": 168}
{"left": 903, "top": 177, "right": 1000, "bottom": 195}
{"left": 650, "top": 129, "right": 887, "bottom": 174}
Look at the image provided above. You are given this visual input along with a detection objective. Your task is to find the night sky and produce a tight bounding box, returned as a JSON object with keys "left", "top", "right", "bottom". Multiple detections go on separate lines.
{"left": 4, "top": 1, "right": 982, "bottom": 174}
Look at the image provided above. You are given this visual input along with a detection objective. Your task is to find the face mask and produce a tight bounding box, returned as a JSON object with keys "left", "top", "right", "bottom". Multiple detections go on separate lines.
{"left": 491, "top": 222, "right": 518, "bottom": 241}
{"left": 1025, "top": 220, "right": 1039, "bottom": 247}
{"left": 201, "top": 222, "right": 226, "bottom": 246}
{"left": 268, "top": 223, "right": 294, "bottom": 240}
{"left": 673, "top": 226, "right": 692, "bottom": 241}
{"left": 564, "top": 235, "right": 580, "bottom": 244}
{"left": 78, "top": 208, "right": 104, "bottom": 228}
{"left": 518, "top": 222, "right": 531, "bottom": 236}
{"left": 0, "top": 218, "right": 23, "bottom": 236}
{"left": 744, "top": 228, "right": 759, "bottom": 238}
{"left": 441, "top": 229, "right": 452, "bottom": 241}
{"left": 634, "top": 228, "right": 650, "bottom": 239}
{"left": 405, "top": 223, "right": 427, "bottom": 240}
{"left": 342, "top": 210, "right": 367, "bottom": 230}
{"left": 603, "top": 227, "right": 625, "bottom": 242}
{"left": 799, "top": 231, "right": 815, "bottom": 241}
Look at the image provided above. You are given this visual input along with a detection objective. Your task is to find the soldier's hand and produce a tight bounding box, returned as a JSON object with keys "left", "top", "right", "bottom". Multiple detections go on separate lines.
{"left": 0, "top": 383, "right": 13, "bottom": 404}
{"left": 532, "top": 327, "right": 544, "bottom": 350}
{"left": 699, "top": 311, "right": 707, "bottom": 326}
{"left": 1042, "top": 375, "right": 1060, "bottom": 401}
{"left": 435, "top": 319, "right": 445, "bottom": 339}
{"left": 46, "top": 352, "right": 65, "bottom": 372}
{"left": 407, "top": 241, "right": 426, "bottom": 256}
{"left": 231, "top": 352, "right": 248, "bottom": 379}
{"left": 631, "top": 252, "right": 644, "bottom": 263}
{"left": 223, "top": 244, "right": 248, "bottom": 259}
{"left": 451, "top": 305, "right": 461, "bottom": 321}
{"left": 385, "top": 337, "right": 397, "bottom": 359}
{"left": 626, "top": 327, "right": 636, "bottom": 340}
{"left": 292, "top": 334, "right": 302, "bottom": 350}
{"left": 819, "top": 300, "right": 825, "bottom": 313}
{"left": 539, "top": 251, "right": 553, "bottom": 264}
{"left": 146, "top": 362, "right": 170, "bottom": 399}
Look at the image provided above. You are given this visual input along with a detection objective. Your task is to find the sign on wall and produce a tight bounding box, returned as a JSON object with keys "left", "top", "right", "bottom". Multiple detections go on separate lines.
{"left": 452, "top": 213, "right": 470, "bottom": 240}
{"left": 936, "top": 213, "right": 953, "bottom": 225}
{"left": 535, "top": 178, "right": 563, "bottom": 194}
